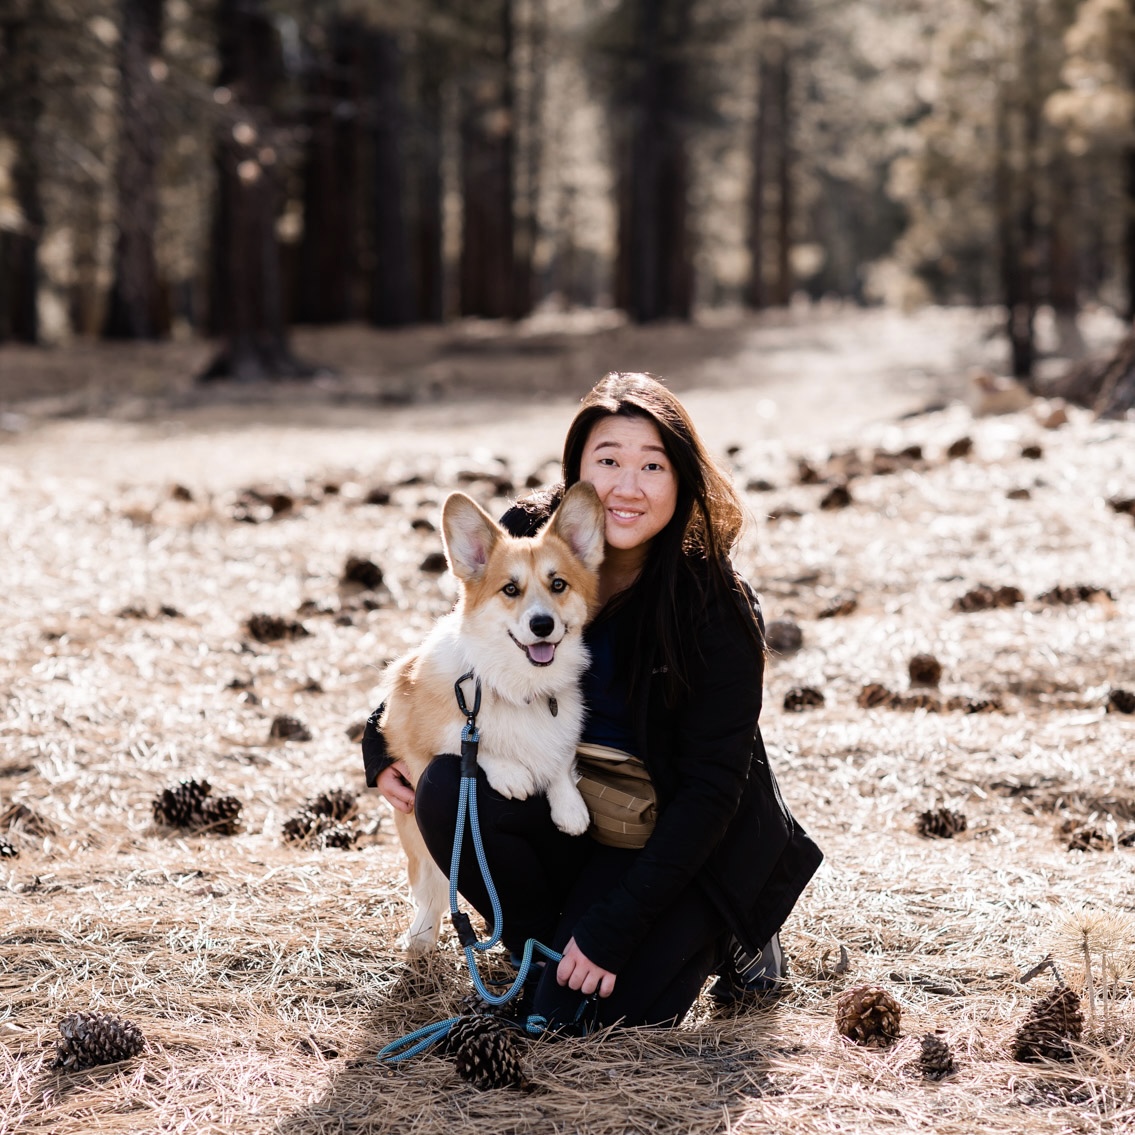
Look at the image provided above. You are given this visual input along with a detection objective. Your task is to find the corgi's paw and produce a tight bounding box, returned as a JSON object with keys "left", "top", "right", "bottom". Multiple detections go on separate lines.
{"left": 483, "top": 764, "right": 535, "bottom": 801}
{"left": 549, "top": 787, "right": 591, "bottom": 836}
{"left": 403, "top": 912, "right": 441, "bottom": 957}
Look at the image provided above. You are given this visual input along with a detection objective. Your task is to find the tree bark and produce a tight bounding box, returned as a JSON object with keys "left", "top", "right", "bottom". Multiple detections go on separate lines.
{"left": 201, "top": 0, "right": 316, "bottom": 380}
{"left": 294, "top": 16, "right": 362, "bottom": 325}
{"left": 406, "top": 31, "right": 445, "bottom": 322}
{"left": 0, "top": 1, "right": 44, "bottom": 344}
{"left": 615, "top": 0, "right": 693, "bottom": 324}
{"left": 369, "top": 29, "right": 415, "bottom": 327}
{"left": 104, "top": 0, "right": 165, "bottom": 339}
{"left": 459, "top": 0, "right": 519, "bottom": 319}
{"left": 746, "top": 46, "right": 770, "bottom": 310}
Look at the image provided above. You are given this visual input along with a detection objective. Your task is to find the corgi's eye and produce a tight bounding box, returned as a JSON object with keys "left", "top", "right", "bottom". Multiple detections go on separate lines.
{"left": 550, "top": 578, "right": 567, "bottom": 593}
{"left": 501, "top": 582, "right": 520, "bottom": 597}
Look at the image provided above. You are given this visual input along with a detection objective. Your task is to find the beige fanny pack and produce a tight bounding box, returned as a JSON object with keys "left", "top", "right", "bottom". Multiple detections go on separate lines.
{"left": 575, "top": 742, "right": 658, "bottom": 849}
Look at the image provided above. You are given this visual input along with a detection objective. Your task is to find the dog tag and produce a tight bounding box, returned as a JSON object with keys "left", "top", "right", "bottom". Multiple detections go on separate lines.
{"left": 549, "top": 697, "right": 558, "bottom": 717}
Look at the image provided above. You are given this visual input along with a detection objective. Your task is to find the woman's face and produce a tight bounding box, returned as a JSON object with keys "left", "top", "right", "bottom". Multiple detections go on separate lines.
{"left": 579, "top": 415, "right": 679, "bottom": 553}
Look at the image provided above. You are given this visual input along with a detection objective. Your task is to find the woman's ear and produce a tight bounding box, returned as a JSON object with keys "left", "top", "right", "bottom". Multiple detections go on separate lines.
{"left": 550, "top": 482, "right": 606, "bottom": 572}
{"left": 441, "top": 493, "right": 501, "bottom": 581}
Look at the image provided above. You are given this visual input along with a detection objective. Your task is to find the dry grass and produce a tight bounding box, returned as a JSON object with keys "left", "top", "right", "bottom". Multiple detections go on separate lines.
{"left": 2, "top": 316, "right": 1134, "bottom": 1133}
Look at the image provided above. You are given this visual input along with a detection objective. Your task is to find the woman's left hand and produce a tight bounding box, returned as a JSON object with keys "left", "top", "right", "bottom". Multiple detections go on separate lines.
{"left": 556, "top": 937, "right": 617, "bottom": 998}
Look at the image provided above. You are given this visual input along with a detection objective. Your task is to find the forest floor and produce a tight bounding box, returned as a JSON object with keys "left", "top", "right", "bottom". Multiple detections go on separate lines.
{"left": 1, "top": 303, "right": 1134, "bottom": 1134}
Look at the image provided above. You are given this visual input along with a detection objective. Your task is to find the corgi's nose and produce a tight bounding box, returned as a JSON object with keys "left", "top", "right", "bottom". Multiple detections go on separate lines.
{"left": 529, "top": 613, "right": 554, "bottom": 638}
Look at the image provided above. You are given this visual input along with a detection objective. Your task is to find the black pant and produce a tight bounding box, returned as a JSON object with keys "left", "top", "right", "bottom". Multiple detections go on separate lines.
{"left": 414, "top": 755, "right": 727, "bottom": 1030}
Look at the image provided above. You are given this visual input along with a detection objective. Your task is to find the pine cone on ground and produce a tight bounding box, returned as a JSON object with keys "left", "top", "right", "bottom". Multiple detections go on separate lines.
{"left": 1107, "top": 688, "right": 1135, "bottom": 715}
{"left": 919, "top": 1033, "right": 956, "bottom": 1080}
{"left": 269, "top": 715, "right": 312, "bottom": 742}
{"left": 152, "top": 780, "right": 241, "bottom": 834}
{"left": 835, "top": 984, "right": 902, "bottom": 1046}
{"left": 53, "top": 1011, "right": 145, "bottom": 1070}
{"left": 308, "top": 789, "right": 357, "bottom": 821}
{"left": 1012, "top": 984, "right": 1084, "bottom": 1062}
{"left": 448, "top": 1014, "right": 528, "bottom": 1090}
{"left": 246, "top": 613, "right": 310, "bottom": 643}
{"left": 151, "top": 779, "right": 212, "bottom": 827}
{"left": 916, "top": 807, "right": 967, "bottom": 839}
{"left": 0, "top": 835, "right": 17, "bottom": 858}
{"left": 858, "top": 683, "right": 897, "bottom": 709}
{"left": 341, "top": 556, "right": 384, "bottom": 590}
{"left": 783, "top": 686, "right": 825, "bottom": 712}
{"left": 198, "top": 794, "right": 242, "bottom": 835}
{"left": 314, "top": 820, "right": 358, "bottom": 849}
{"left": 908, "top": 653, "right": 943, "bottom": 687}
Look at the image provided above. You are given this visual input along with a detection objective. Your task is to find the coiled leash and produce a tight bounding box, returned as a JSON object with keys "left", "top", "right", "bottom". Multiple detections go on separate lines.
{"left": 377, "top": 671, "right": 582, "bottom": 1065}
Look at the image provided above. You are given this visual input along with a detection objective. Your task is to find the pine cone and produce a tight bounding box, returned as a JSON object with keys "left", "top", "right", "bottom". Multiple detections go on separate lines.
{"left": 282, "top": 808, "right": 357, "bottom": 849}
{"left": 53, "top": 1011, "right": 145, "bottom": 1070}
{"left": 1013, "top": 984, "right": 1084, "bottom": 1062}
{"left": 858, "top": 683, "right": 897, "bottom": 709}
{"left": 269, "top": 715, "right": 312, "bottom": 742}
{"left": 308, "top": 789, "right": 357, "bottom": 821}
{"left": 919, "top": 1033, "right": 956, "bottom": 1079}
{"left": 0, "top": 835, "right": 17, "bottom": 858}
{"left": 315, "top": 820, "right": 358, "bottom": 850}
{"left": 835, "top": 983, "right": 902, "bottom": 1046}
{"left": 1107, "top": 688, "right": 1135, "bottom": 715}
{"left": 341, "top": 556, "right": 384, "bottom": 590}
{"left": 151, "top": 780, "right": 241, "bottom": 834}
{"left": 448, "top": 1015, "right": 528, "bottom": 1090}
{"left": 908, "top": 653, "right": 943, "bottom": 687}
{"left": 916, "top": 807, "right": 967, "bottom": 839}
{"left": 199, "top": 794, "right": 242, "bottom": 835}
{"left": 151, "top": 779, "right": 212, "bottom": 827}
{"left": 246, "top": 613, "right": 310, "bottom": 643}
{"left": 282, "top": 808, "right": 321, "bottom": 843}
{"left": 783, "top": 686, "right": 825, "bottom": 712}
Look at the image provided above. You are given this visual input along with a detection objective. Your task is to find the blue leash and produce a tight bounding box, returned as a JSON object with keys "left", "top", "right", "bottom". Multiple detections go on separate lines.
{"left": 377, "top": 672, "right": 572, "bottom": 1065}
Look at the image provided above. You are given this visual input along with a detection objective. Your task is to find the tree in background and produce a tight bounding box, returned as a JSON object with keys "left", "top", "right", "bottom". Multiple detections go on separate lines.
{"left": 458, "top": 0, "right": 522, "bottom": 319}
{"left": 103, "top": 0, "right": 165, "bottom": 339}
{"left": 201, "top": 0, "right": 315, "bottom": 380}
{"left": 747, "top": 3, "right": 794, "bottom": 309}
{"left": 0, "top": 0, "right": 45, "bottom": 343}
{"left": 594, "top": 0, "right": 696, "bottom": 323}
{"left": 294, "top": 12, "right": 365, "bottom": 325}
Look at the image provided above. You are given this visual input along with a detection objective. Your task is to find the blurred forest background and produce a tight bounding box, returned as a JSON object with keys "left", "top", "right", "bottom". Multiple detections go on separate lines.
{"left": 2, "top": 0, "right": 1135, "bottom": 409}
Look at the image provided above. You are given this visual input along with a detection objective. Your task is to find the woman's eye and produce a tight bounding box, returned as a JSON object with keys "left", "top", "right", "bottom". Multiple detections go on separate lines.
{"left": 596, "top": 457, "right": 616, "bottom": 466}
{"left": 502, "top": 582, "right": 520, "bottom": 597}
{"left": 550, "top": 578, "right": 567, "bottom": 593}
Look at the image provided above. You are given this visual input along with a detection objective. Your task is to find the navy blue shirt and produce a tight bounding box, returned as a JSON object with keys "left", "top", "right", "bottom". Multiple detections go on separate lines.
{"left": 580, "top": 607, "right": 639, "bottom": 755}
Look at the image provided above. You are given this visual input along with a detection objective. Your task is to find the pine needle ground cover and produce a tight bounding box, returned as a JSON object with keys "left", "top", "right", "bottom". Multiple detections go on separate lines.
{"left": 2, "top": 325, "right": 1134, "bottom": 1133}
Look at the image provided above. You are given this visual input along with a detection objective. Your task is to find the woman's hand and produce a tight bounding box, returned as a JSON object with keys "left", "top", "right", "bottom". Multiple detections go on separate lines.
{"left": 556, "top": 937, "right": 617, "bottom": 998}
{"left": 377, "top": 762, "right": 415, "bottom": 814}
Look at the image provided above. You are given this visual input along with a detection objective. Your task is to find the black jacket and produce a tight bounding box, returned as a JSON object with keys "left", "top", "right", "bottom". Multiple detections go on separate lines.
{"left": 500, "top": 494, "right": 823, "bottom": 973}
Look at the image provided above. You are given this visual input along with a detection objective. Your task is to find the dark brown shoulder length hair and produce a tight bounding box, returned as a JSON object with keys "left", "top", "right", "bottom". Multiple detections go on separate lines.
{"left": 561, "top": 371, "right": 762, "bottom": 704}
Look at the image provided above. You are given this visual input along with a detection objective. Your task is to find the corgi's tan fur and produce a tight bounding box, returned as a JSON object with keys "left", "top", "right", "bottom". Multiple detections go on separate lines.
{"left": 378, "top": 482, "right": 605, "bottom": 955}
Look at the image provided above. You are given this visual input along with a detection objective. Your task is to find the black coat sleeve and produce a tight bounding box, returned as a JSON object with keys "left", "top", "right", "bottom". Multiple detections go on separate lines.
{"left": 570, "top": 590, "right": 765, "bottom": 972}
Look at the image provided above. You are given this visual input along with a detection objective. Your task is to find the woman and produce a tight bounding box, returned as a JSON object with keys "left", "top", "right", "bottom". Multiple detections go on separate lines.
{"left": 373, "top": 372, "right": 822, "bottom": 1029}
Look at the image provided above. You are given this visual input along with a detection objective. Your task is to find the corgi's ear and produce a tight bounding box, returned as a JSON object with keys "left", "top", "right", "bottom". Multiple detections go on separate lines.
{"left": 441, "top": 493, "right": 501, "bottom": 581}
{"left": 549, "top": 482, "right": 605, "bottom": 572}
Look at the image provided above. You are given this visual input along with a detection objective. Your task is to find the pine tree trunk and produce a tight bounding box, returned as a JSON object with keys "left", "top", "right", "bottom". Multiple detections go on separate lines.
{"left": 201, "top": 0, "right": 316, "bottom": 381}
{"left": 407, "top": 34, "right": 445, "bottom": 322}
{"left": 104, "top": 0, "right": 165, "bottom": 339}
{"left": 1048, "top": 155, "right": 1085, "bottom": 358}
{"left": 294, "top": 16, "right": 362, "bottom": 325}
{"left": 615, "top": 0, "right": 693, "bottom": 324}
{"left": 0, "top": 1, "right": 43, "bottom": 344}
{"left": 746, "top": 48, "right": 769, "bottom": 310}
{"left": 369, "top": 29, "right": 415, "bottom": 327}
{"left": 771, "top": 35, "right": 792, "bottom": 306}
{"left": 459, "top": 0, "right": 518, "bottom": 319}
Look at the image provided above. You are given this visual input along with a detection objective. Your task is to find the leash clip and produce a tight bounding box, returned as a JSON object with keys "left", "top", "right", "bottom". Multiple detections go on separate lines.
{"left": 455, "top": 671, "right": 482, "bottom": 776}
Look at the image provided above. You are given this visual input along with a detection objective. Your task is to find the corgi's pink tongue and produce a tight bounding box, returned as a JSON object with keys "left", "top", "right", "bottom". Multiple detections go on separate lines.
{"left": 527, "top": 641, "right": 556, "bottom": 665}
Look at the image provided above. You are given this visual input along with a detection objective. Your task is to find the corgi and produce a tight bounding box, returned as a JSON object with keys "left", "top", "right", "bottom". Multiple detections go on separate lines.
{"left": 378, "top": 481, "right": 605, "bottom": 956}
